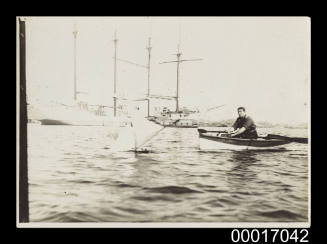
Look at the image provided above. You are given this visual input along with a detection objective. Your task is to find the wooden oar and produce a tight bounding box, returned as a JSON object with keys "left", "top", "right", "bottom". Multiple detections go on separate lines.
{"left": 265, "top": 134, "right": 308, "bottom": 144}
{"left": 197, "top": 128, "right": 228, "bottom": 134}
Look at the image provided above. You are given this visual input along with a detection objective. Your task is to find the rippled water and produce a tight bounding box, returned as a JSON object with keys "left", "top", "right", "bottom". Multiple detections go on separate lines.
{"left": 27, "top": 124, "right": 309, "bottom": 223}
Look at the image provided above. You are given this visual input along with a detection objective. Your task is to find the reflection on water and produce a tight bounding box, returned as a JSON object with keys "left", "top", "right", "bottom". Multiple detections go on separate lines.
{"left": 230, "top": 150, "right": 259, "bottom": 163}
{"left": 27, "top": 125, "right": 309, "bottom": 223}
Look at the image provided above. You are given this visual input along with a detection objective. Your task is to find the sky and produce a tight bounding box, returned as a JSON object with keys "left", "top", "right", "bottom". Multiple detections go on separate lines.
{"left": 23, "top": 17, "right": 310, "bottom": 124}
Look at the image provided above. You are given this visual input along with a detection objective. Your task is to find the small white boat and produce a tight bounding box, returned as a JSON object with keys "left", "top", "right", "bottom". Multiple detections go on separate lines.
{"left": 110, "top": 105, "right": 164, "bottom": 153}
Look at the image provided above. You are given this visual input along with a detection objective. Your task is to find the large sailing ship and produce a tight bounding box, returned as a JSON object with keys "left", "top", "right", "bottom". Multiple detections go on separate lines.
{"left": 37, "top": 24, "right": 117, "bottom": 126}
{"left": 113, "top": 30, "right": 203, "bottom": 128}
{"left": 32, "top": 22, "right": 202, "bottom": 128}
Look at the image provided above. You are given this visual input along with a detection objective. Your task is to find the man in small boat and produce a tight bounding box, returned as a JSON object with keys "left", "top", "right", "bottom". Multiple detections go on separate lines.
{"left": 229, "top": 107, "right": 258, "bottom": 139}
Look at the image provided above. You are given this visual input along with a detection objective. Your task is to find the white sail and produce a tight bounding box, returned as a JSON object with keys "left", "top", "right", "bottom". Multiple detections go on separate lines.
{"left": 110, "top": 100, "right": 163, "bottom": 152}
{"left": 110, "top": 123, "right": 136, "bottom": 152}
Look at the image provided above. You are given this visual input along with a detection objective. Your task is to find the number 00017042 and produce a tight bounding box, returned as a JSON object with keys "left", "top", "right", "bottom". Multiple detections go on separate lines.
{"left": 231, "top": 229, "right": 309, "bottom": 243}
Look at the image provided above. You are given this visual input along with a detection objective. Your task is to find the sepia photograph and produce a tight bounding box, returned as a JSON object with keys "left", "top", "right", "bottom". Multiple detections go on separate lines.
{"left": 17, "top": 16, "right": 310, "bottom": 227}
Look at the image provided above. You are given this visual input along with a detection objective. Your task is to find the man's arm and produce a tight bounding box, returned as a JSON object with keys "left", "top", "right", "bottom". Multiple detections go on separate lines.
{"left": 231, "top": 127, "right": 246, "bottom": 137}
{"left": 229, "top": 119, "right": 239, "bottom": 133}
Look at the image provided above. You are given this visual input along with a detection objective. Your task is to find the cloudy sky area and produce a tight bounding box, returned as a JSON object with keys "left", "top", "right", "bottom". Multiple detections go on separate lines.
{"left": 24, "top": 17, "right": 310, "bottom": 124}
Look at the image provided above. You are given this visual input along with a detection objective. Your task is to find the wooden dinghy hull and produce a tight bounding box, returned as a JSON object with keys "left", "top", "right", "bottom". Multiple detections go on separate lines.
{"left": 199, "top": 132, "right": 291, "bottom": 150}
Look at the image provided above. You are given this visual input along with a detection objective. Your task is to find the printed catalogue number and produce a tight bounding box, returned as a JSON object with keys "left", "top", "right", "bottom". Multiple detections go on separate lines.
{"left": 231, "top": 229, "right": 309, "bottom": 243}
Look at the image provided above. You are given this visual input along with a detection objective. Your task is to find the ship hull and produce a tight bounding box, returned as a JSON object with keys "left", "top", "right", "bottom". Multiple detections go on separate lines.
{"left": 39, "top": 118, "right": 116, "bottom": 126}
{"left": 39, "top": 119, "right": 71, "bottom": 125}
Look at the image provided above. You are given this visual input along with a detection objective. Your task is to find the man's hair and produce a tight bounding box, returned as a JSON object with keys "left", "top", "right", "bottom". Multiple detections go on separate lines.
{"left": 237, "top": 107, "right": 246, "bottom": 112}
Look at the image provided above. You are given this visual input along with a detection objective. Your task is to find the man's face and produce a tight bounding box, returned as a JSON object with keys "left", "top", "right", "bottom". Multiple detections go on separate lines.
{"left": 238, "top": 109, "right": 246, "bottom": 118}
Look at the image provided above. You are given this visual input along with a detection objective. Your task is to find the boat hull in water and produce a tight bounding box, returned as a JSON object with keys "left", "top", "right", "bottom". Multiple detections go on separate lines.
{"left": 111, "top": 116, "right": 164, "bottom": 152}
{"left": 36, "top": 101, "right": 116, "bottom": 126}
{"left": 199, "top": 132, "right": 291, "bottom": 150}
{"left": 40, "top": 119, "right": 75, "bottom": 125}
{"left": 39, "top": 119, "right": 111, "bottom": 126}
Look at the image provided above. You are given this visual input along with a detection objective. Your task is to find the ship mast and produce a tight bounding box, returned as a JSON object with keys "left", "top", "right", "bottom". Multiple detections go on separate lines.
{"left": 113, "top": 31, "right": 118, "bottom": 117}
{"left": 146, "top": 37, "right": 152, "bottom": 117}
{"left": 73, "top": 24, "right": 78, "bottom": 101}
{"left": 159, "top": 27, "right": 202, "bottom": 112}
{"left": 176, "top": 27, "right": 181, "bottom": 112}
{"left": 176, "top": 45, "right": 181, "bottom": 112}
{"left": 114, "top": 34, "right": 153, "bottom": 117}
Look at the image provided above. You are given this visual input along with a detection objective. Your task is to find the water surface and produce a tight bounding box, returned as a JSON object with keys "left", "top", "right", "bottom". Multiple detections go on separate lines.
{"left": 27, "top": 125, "right": 309, "bottom": 222}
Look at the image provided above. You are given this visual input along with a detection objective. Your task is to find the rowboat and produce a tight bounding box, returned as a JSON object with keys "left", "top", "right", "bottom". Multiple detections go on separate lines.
{"left": 198, "top": 129, "right": 307, "bottom": 150}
